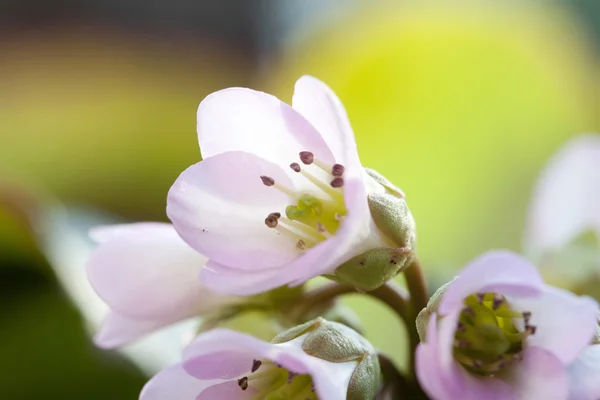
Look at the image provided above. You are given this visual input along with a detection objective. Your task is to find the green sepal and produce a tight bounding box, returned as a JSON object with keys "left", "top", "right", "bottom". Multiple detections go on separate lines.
{"left": 416, "top": 278, "right": 456, "bottom": 341}
{"left": 301, "top": 320, "right": 368, "bottom": 362}
{"left": 346, "top": 353, "right": 381, "bottom": 400}
{"left": 333, "top": 247, "right": 412, "bottom": 292}
{"left": 368, "top": 192, "right": 416, "bottom": 249}
{"left": 365, "top": 168, "right": 405, "bottom": 198}
{"left": 271, "top": 318, "right": 322, "bottom": 344}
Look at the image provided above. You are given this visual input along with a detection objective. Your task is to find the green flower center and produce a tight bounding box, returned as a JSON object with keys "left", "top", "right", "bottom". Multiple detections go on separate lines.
{"left": 237, "top": 360, "right": 317, "bottom": 400}
{"left": 453, "top": 293, "right": 536, "bottom": 376}
{"left": 261, "top": 151, "right": 347, "bottom": 251}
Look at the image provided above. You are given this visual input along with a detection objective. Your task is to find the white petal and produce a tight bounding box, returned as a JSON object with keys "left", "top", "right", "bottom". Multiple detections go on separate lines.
{"left": 567, "top": 344, "right": 600, "bottom": 400}
{"left": 197, "top": 87, "right": 335, "bottom": 173}
{"left": 140, "top": 363, "right": 211, "bottom": 400}
{"left": 87, "top": 223, "right": 230, "bottom": 319}
{"left": 523, "top": 134, "right": 600, "bottom": 258}
{"left": 167, "top": 152, "right": 299, "bottom": 270}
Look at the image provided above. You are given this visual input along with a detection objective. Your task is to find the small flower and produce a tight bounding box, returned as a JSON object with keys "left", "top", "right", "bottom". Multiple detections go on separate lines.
{"left": 86, "top": 222, "right": 236, "bottom": 348}
{"left": 140, "top": 319, "right": 380, "bottom": 400}
{"left": 523, "top": 134, "right": 600, "bottom": 262}
{"left": 167, "top": 75, "right": 415, "bottom": 295}
{"left": 416, "top": 250, "right": 599, "bottom": 400}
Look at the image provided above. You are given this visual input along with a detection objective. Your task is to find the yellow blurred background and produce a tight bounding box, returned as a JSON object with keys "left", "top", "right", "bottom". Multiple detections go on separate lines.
{"left": 1, "top": 1, "right": 599, "bottom": 398}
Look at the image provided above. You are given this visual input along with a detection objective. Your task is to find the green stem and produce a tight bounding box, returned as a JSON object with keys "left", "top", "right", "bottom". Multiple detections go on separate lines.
{"left": 292, "top": 281, "right": 410, "bottom": 330}
{"left": 403, "top": 258, "right": 429, "bottom": 380}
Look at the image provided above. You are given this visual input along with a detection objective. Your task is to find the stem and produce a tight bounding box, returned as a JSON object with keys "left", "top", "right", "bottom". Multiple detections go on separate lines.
{"left": 403, "top": 258, "right": 429, "bottom": 379}
{"left": 292, "top": 281, "right": 410, "bottom": 329}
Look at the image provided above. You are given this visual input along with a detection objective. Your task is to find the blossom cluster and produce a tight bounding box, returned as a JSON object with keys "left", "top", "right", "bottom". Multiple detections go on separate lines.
{"left": 85, "top": 76, "right": 600, "bottom": 399}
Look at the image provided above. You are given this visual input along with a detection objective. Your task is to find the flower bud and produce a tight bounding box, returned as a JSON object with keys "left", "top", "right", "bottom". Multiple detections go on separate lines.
{"left": 365, "top": 167, "right": 405, "bottom": 198}
{"left": 368, "top": 192, "right": 416, "bottom": 250}
{"left": 332, "top": 247, "right": 413, "bottom": 292}
{"left": 272, "top": 317, "right": 381, "bottom": 400}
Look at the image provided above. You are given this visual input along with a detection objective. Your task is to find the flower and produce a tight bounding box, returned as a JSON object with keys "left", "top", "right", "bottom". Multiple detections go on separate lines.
{"left": 86, "top": 222, "right": 236, "bottom": 348}
{"left": 523, "top": 134, "right": 600, "bottom": 261}
{"left": 415, "top": 250, "right": 599, "bottom": 400}
{"left": 140, "top": 319, "right": 379, "bottom": 400}
{"left": 166, "top": 75, "right": 415, "bottom": 296}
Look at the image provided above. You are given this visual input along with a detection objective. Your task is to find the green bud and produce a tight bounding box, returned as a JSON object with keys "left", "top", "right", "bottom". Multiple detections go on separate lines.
{"left": 365, "top": 167, "right": 405, "bottom": 198}
{"left": 368, "top": 192, "right": 416, "bottom": 250}
{"left": 416, "top": 278, "right": 456, "bottom": 341}
{"left": 333, "top": 247, "right": 412, "bottom": 292}
{"left": 272, "top": 318, "right": 380, "bottom": 400}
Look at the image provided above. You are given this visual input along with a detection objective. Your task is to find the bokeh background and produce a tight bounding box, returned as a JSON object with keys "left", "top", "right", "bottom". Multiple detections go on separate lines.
{"left": 1, "top": 0, "right": 599, "bottom": 398}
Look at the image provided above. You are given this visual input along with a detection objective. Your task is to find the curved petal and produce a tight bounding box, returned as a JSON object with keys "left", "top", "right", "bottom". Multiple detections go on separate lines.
{"left": 197, "top": 87, "right": 335, "bottom": 170}
{"left": 140, "top": 363, "right": 210, "bottom": 400}
{"left": 196, "top": 381, "right": 257, "bottom": 400}
{"left": 182, "top": 329, "right": 352, "bottom": 400}
{"left": 199, "top": 261, "right": 293, "bottom": 296}
{"left": 513, "top": 286, "right": 598, "bottom": 364}
{"left": 94, "top": 311, "right": 188, "bottom": 349}
{"left": 439, "top": 250, "right": 545, "bottom": 315}
{"left": 502, "top": 347, "right": 568, "bottom": 400}
{"left": 567, "top": 345, "right": 600, "bottom": 400}
{"left": 167, "top": 152, "right": 300, "bottom": 269}
{"left": 523, "top": 134, "right": 600, "bottom": 257}
{"left": 86, "top": 223, "right": 228, "bottom": 319}
{"left": 292, "top": 76, "right": 363, "bottom": 179}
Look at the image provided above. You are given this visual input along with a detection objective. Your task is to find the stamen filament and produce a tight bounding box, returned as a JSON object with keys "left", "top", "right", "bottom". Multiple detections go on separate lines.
{"left": 280, "top": 217, "right": 328, "bottom": 241}
{"left": 300, "top": 169, "right": 344, "bottom": 201}
{"left": 275, "top": 225, "right": 318, "bottom": 247}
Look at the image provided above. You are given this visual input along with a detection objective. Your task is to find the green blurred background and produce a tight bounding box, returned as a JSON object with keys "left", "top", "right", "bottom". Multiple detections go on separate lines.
{"left": 1, "top": 0, "right": 599, "bottom": 398}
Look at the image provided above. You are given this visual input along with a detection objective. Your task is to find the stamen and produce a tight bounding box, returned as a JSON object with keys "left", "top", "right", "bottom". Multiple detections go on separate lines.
{"left": 260, "top": 176, "right": 275, "bottom": 186}
{"left": 238, "top": 376, "right": 249, "bottom": 390}
{"left": 316, "top": 222, "right": 332, "bottom": 237}
{"left": 289, "top": 163, "right": 301, "bottom": 173}
{"left": 265, "top": 215, "right": 279, "bottom": 228}
{"left": 299, "top": 169, "right": 344, "bottom": 200}
{"left": 331, "top": 164, "right": 345, "bottom": 177}
{"left": 330, "top": 177, "right": 344, "bottom": 188}
{"left": 280, "top": 217, "right": 327, "bottom": 241}
{"left": 268, "top": 212, "right": 281, "bottom": 220}
{"left": 492, "top": 294, "right": 504, "bottom": 310}
{"left": 251, "top": 360, "right": 262, "bottom": 373}
{"left": 296, "top": 239, "right": 306, "bottom": 250}
{"left": 475, "top": 293, "right": 485, "bottom": 304}
{"left": 299, "top": 151, "right": 314, "bottom": 165}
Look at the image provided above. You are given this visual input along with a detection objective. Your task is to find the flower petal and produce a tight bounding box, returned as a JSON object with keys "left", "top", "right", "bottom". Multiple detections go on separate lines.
{"left": 94, "top": 310, "right": 182, "bottom": 349}
{"left": 566, "top": 344, "right": 600, "bottom": 400}
{"left": 523, "top": 134, "right": 600, "bottom": 258}
{"left": 184, "top": 350, "right": 256, "bottom": 380}
{"left": 439, "top": 250, "right": 545, "bottom": 315}
{"left": 86, "top": 223, "right": 228, "bottom": 319}
{"left": 182, "top": 329, "right": 352, "bottom": 400}
{"left": 197, "top": 87, "right": 335, "bottom": 168}
{"left": 167, "top": 151, "right": 301, "bottom": 270}
{"left": 196, "top": 381, "right": 257, "bottom": 400}
{"left": 292, "top": 76, "right": 362, "bottom": 177}
{"left": 502, "top": 347, "right": 568, "bottom": 400}
{"left": 140, "top": 363, "right": 211, "bottom": 400}
{"left": 199, "top": 261, "right": 293, "bottom": 296}
{"left": 513, "top": 286, "right": 598, "bottom": 364}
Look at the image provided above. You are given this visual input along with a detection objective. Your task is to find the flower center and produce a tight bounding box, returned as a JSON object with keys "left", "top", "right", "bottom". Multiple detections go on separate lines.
{"left": 453, "top": 293, "right": 536, "bottom": 376}
{"left": 261, "top": 151, "right": 347, "bottom": 252}
{"left": 237, "top": 359, "right": 317, "bottom": 400}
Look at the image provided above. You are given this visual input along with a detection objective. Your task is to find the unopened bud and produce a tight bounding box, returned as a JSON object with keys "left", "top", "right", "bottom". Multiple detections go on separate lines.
{"left": 365, "top": 167, "right": 405, "bottom": 198}
{"left": 368, "top": 192, "right": 416, "bottom": 250}
{"left": 416, "top": 278, "right": 456, "bottom": 341}
{"left": 332, "top": 247, "right": 412, "bottom": 292}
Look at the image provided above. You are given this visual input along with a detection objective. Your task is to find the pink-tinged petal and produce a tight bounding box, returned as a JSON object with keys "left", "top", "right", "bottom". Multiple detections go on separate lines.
{"left": 199, "top": 261, "right": 293, "bottom": 296}
{"left": 184, "top": 350, "right": 255, "bottom": 380}
{"left": 439, "top": 251, "right": 544, "bottom": 315}
{"left": 87, "top": 223, "right": 228, "bottom": 319}
{"left": 140, "top": 363, "right": 210, "bottom": 400}
{"left": 502, "top": 347, "right": 568, "bottom": 400}
{"left": 167, "top": 151, "right": 300, "bottom": 270}
{"left": 196, "top": 87, "right": 335, "bottom": 169}
{"left": 512, "top": 286, "right": 598, "bottom": 364}
{"left": 196, "top": 381, "right": 257, "bottom": 400}
{"left": 567, "top": 345, "right": 600, "bottom": 400}
{"left": 182, "top": 329, "right": 351, "bottom": 400}
{"left": 417, "top": 313, "right": 513, "bottom": 400}
{"left": 523, "top": 134, "right": 600, "bottom": 257}
{"left": 292, "top": 76, "right": 363, "bottom": 179}
{"left": 94, "top": 311, "right": 183, "bottom": 349}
